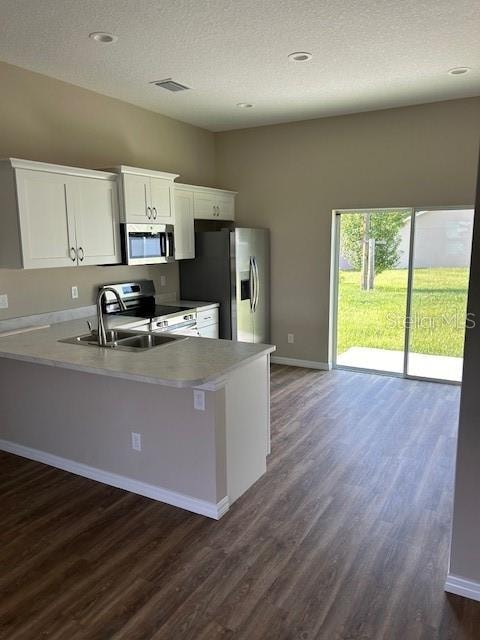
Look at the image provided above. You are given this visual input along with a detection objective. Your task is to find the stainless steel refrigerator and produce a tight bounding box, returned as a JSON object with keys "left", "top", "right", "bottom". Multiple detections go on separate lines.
{"left": 179, "top": 228, "right": 270, "bottom": 343}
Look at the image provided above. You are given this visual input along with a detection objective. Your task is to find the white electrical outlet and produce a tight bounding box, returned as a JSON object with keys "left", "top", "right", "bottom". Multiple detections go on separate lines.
{"left": 287, "top": 333, "right": 294, "bottom": 344}
{"left": 193, "top": 389, "right": 205, "bottom": 411}
{"left": 71, "top": 286, "right": 79, "bottom": 299}
{"left": 160, "top": 275, "right": 167, "bottom": 287}
{"left": 131, "top": 432, "right": 142, "bottom": 451}
{"left": 0, "top": 294, "right": 8, "bottom": 309}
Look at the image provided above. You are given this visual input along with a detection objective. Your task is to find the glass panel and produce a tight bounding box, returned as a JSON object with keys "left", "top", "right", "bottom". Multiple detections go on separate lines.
{"left": 129, "top": 234, "right": 162, "bottom": 259}
{"left": 336, "top": 209, "right": 411, "bottom": 373}
{"left": 407, "top": 209, "right": 474, "bottom": 382}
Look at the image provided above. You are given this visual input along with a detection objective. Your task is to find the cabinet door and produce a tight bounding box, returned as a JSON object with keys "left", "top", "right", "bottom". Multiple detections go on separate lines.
{"left": 174, "top": 189, "right": 194, "bottom": 260}
{"left": 217, "top": 194, "right": 235, "bottom": 221}
{"left": 150, "top": 177, "right": 173, "bottom": 222}
{"left": 198, "top": 324, "right": 219, "bottom": 339}
{"left": 193, "top": 191, "right": 217, "bottom": 220}
{"left": 72, "top": 178, "right": 121, "bottom": 266}
{"left": 123, "top": 174, "right": 151, "bottom": 222}
{"left": 15, "top": 169, "right": 76, "bottom": 269}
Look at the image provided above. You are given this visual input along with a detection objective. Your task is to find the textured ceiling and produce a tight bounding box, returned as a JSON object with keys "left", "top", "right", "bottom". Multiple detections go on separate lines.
{"left": 0, "top": 0, "right": 479, "bottom": 131}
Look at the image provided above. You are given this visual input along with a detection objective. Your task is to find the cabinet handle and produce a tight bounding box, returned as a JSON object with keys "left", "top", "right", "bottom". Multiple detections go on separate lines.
{"left": 152, "top": 207, "right": 157, "bottom": 220}
{"left": 146, "top": 206, "right": 152, "bottom": 219}
{"left": 70, "top": 247, "right": 77, "bottom": 262}
{"left": 77, "top": 247, "right": 85, "bottom": 262}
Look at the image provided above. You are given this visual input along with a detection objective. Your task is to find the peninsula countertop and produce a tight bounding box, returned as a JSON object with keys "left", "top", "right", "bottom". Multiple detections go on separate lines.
{"left": 0, "top": 317, "right": 275, "bottom": 388}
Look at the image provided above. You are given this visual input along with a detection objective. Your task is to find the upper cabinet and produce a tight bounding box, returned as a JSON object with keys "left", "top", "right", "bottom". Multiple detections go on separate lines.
{"left": 176, "top": 184, "right": 236, "bottom": 221}
{"left": 174, "top": 188, "right": 195, "bottom": 260}
{"left": 173, "top": 183, "right": 236, "bottom": 260}
{"left": 70, "top": 177, "right": 120, "bottom": 267}
{"left": 0, "top": 159, "right": 121, "bottom": 269}
{"left": 109, "top": 166, "right": 179, "bottom": 224}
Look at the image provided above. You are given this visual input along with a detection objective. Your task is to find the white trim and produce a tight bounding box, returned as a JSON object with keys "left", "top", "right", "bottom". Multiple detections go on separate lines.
{"left": 445, "top": 574, "right": 480, "bottom": 602}
{"left": 175, "top": 182, "right": 237, "bottom": 196}
{"left": 0, "top": 439, "right": 229, "bottom": 520}
{"left": 270, "top": 356, "right": 330, "bottom": 370}
{"left": 2, "top": 158, "right": 117, "bottom": 180}
{"left": 107, "top": 165, "right": 179, "bottom": 180}
{"left": 215, "top": 496, "right": 230, "bottom": 519}
{"left": 329, "top": 210, "right": 341, "bottom": 366}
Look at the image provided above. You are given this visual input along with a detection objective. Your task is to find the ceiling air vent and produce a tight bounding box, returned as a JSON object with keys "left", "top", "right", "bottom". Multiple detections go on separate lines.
{"left": 151, "top": 78, "right": 190, "bottom": 92}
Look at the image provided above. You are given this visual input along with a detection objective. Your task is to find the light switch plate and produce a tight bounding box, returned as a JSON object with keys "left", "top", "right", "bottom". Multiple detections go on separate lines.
{"left": 194, "top": 389, "right": 205, "bottom": 411}
{"left": 0, "top": 294, "right": 8, "bottom": 309}
{"left": 71, "top": 286, "right": 79, "bottom": 299}
{"left": 287, "top": 333, "right": 294, "bottom": 344}
{"left": 160, "top": 275, "right": 167, "bottom": 287}
{"left": 131, "top": 432, "right": 142, "bottom": 451}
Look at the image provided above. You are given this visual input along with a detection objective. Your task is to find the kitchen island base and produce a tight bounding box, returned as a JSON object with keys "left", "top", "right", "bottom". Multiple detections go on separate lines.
{"left": 0, "top": 354, "right": 270, "bottom": 519}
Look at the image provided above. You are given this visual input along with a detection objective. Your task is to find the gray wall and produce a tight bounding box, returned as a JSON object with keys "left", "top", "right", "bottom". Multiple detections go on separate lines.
{"left": 215, "top": 98, "right": 480, "bottom": 363}
{"left": 449, "top": 154, "right": 480, "bottom": 585}
{"left": 0, "top": 61, "right": 216, "bottom": 320}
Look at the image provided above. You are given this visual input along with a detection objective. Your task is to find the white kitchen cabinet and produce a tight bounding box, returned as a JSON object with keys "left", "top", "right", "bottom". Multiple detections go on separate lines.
{"left": 197, "top": 307, "right": 219, "bottom": 339}
{"left": 123, "top": 173, "right": 151, "bottom": 223}
{"left": 71, "top": 177, "right": 121, "bottom": 266}
{"left": 198, "top": 324, "right": 219, "bottom": 339}
{"left": 110, "top": 166, "right": 178, "bottom": 224}
{"left": 14, "top": 169, "right": 77, "bottom": 269}
{"left": 174, "top": 189, "right": 195, "bottom": 260}
{"left": 150, "top": 176, "right": 173, "bottom": 221}
{"left": 0, "top": 159, "right": 121, "bottom": 269}
{"left": 176, "top": 183, "right": 236, "bottom": 221}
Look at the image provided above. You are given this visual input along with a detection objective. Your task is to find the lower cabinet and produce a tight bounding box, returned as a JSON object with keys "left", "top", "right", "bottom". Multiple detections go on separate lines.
{"left": 197, "top": 307, "right": 219, "bottom": 339}
{"left": 198, "top": 324, "right": 219, "bottom": 339}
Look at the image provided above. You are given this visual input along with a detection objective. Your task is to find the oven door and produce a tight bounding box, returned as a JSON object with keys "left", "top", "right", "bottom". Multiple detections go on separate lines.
{"left": 123, "top": 224, "right": 175, "bottom": 265}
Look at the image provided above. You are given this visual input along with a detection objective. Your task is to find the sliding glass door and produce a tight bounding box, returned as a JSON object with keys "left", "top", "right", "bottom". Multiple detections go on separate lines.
{"left": 333, "top": 207, "right": 474, "bottom": 382}
{"left": 335, "top": 209, "right": 412, "bottom": 373}
{"left": 406, "top": 209, "right": 474, "bottom": 382}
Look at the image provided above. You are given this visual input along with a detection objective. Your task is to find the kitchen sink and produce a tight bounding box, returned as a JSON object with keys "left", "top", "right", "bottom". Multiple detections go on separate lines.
{"left": 60, "top": 329, "right": 185, "bottom": 352}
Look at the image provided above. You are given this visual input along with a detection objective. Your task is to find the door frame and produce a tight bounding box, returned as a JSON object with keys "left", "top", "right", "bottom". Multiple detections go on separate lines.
{"left": 330, "top": 205, "right": 473, "bottom": 385}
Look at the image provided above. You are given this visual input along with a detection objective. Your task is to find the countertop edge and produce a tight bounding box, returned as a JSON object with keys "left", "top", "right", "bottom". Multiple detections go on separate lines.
{"left": 0, "top": 345, "right": 276, "bottom": 389}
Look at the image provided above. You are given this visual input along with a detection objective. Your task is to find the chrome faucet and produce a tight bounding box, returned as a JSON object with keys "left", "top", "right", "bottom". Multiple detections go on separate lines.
{"left": 96, "top": 287, "right": 127, "bottom": 346}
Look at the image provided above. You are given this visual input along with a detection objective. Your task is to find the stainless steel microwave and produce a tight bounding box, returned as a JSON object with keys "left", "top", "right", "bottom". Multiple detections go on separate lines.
{"left": 121, "top": 224, "right": 175, "bottom": 265}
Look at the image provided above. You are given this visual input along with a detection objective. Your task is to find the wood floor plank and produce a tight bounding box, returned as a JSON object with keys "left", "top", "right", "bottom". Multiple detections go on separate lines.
{"left": 1, "top": 366, "right": 480, "bottom": 639}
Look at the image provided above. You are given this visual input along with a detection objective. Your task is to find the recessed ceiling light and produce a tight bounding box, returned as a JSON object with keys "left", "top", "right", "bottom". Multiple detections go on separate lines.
{"left": 89, "top": 32, "right": 118, "bottom": 44}
{"left": 237, "top": 103, "right": 254, "bottom": 108}
{"left": 288, "top": 51, "right": 313, "bottom": 62}
{"left": 448, "top": 67, "right": 470, "bottom": 76}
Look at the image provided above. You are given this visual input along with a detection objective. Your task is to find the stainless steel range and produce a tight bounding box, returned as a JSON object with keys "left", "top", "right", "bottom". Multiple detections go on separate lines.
{"left": 101, "top": 280, "right": 199, "bottom": 337}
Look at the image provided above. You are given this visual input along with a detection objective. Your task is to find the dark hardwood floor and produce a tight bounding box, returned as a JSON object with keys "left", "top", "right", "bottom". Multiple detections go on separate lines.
{"left": 1, "top": 365, "right": 480, "bottom": 639}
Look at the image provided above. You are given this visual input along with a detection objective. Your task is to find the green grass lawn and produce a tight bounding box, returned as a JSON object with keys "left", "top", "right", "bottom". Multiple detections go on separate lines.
{"left": 337, "top": 267, "right": 470, "bottom": 358}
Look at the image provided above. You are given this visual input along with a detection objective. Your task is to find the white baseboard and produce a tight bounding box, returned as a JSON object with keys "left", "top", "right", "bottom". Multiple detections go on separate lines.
{"left": 445, "top": 574, "right": 480, "bottom": 602}
{"left": 0, "top": 439, "right": 229, "bottom": 520}
{"left": 270, "top": 356, "right": 330, "bottom": 370}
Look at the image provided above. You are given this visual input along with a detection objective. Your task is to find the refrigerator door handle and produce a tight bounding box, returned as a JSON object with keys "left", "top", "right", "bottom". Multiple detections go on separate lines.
{"left": 253, "top": 256, "right": 260, "bottom": 312}
{"left": 249, "top": 256, "right": 255, "bottom": 312}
